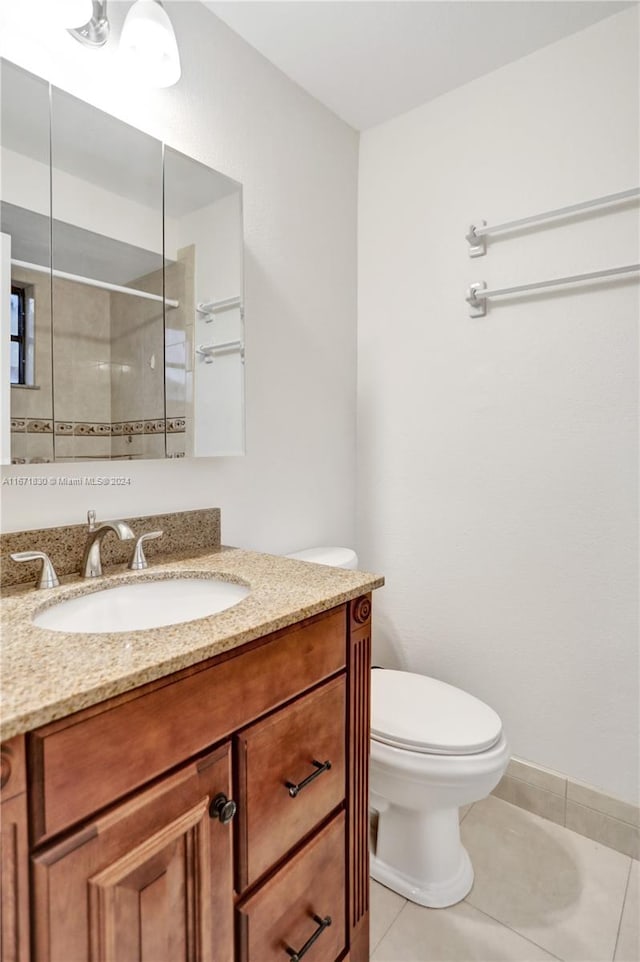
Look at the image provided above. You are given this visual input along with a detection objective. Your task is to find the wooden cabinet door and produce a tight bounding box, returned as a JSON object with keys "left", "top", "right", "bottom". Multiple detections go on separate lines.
{"left": 32, "top": 744, "right": 234, "bottom": 962}
{"left": 1, "top": 793, "right": 30, "bottom": 962}
{"left": 1, "top": 736, "right": 30, "bottom": 962}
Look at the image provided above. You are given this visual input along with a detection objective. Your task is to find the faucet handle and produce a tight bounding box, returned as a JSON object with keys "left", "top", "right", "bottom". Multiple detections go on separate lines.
{"left": 128, "top": 531, "right": 163, "bottom": 571}
{"left": 11, "top": 551, "right": 60, "bottom": 590}
{"left": 87, "top": 509, "right": 97, "bottom": 531}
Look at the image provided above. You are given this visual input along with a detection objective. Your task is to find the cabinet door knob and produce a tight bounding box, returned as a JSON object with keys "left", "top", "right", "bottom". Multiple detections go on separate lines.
{"left": 285, "top": 759, "right": 331, "bottom": 798}
{"left": 285, "top": 914, "right": 332, "bottom": 961}
{"left": 209, "top": 792, "right": 237, "bottom": 824}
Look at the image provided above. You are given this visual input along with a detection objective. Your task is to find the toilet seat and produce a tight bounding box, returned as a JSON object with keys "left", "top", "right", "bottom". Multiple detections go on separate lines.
{"left": 371, "top": 669, "right": 502, "bottom": 756}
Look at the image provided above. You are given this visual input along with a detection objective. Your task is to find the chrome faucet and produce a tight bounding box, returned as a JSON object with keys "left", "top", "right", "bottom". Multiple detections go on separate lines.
{"left": 81, "top": 510, "right": 135, "bottom": 578}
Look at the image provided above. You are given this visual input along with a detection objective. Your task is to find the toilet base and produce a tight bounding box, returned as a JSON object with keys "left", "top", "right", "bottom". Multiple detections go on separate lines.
{"left": 370, "top": 801, "right": 475, "bottom": 908}
{"left": 371, "top": 843, "right": 473, "bottom": 909}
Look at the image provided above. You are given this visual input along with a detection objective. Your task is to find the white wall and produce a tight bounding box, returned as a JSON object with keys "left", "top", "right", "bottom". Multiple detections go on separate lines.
{"left": 358, "top": 9, "right": 639, "bottom": 803}
{"left": 0, "top": 1, "right": 359, "bottom": 554}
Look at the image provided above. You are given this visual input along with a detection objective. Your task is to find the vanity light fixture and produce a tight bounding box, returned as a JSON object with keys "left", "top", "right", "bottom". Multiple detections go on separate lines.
{"left": 66, "top": 0, "right": 181, "bottom": 89}
{"left": 67, "top": 0, "right": 110, "bottom": 47}
{"left": 61, "top": 0, "right": 95, "bottom": 28}
{"left": 119, "top": 0, "right": 182, "bottom": 88}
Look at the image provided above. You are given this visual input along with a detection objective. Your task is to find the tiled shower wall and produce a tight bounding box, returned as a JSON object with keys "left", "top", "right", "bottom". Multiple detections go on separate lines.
{"left": 10, "top": 255, "right": 192, "bottom": 462}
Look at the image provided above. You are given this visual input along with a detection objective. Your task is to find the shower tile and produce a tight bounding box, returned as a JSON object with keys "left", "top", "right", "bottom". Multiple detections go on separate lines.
{"left": 615, "top": 859, "right": 639, "bottom": 962}
{"left": 370, "top": 880, "right": 406, "bottom": 954}
{"left": 462, "top": 795, "right": 631, "bottom": 961}
{"left": 371, "top": 899, "right": 557, "bottom": 961}
{"left": 166, "top": 432, "right": 186, "bottom": 458}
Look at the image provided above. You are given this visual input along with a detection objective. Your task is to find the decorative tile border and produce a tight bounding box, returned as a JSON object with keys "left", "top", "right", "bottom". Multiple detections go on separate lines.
{"left": 167, "top": 418, "right": 186, "bottom": 433}
{"left": 74, "top": 423, "right": 111, "bottom": 437}
{"left": 493, "top": 757, "right": 639, "bottom": 859}
{"left": 12, "top": 418, "right": 186, "bottom": 436}
{"left": 27, "top": 420, "right": 53, "bottom": 433}
{"left": 144, "top": 420, "right": 165, "bottom": 434}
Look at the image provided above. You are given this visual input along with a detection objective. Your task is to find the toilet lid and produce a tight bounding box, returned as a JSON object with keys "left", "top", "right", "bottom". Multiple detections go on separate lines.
{"left": 371, "top": 669, "right": 503, "bottom": 755}
{"left": 286, "top": 547, "right": 358, "bottom": 569}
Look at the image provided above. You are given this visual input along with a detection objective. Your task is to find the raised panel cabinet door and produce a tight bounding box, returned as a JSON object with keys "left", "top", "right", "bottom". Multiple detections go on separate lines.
{"left": 32, "top": 744, "right": 234, "bottom": 962}
{"left": 1, "top": 792, "right": 30, "bottom": 962}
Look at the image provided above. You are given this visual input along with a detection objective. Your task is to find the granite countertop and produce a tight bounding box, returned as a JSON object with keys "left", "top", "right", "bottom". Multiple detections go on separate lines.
{"left": 1, "top": 546, "right": 384, "bottom": 741}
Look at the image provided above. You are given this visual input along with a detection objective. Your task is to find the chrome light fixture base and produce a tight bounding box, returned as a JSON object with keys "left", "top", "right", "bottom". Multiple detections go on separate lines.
{"left": 68, "top": 0, "right": 110, "bottom": 47}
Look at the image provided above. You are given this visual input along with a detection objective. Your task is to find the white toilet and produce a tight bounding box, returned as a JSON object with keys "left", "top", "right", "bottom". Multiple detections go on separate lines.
{"left": 285, "top": 546, "right": 510, "bottom": 908}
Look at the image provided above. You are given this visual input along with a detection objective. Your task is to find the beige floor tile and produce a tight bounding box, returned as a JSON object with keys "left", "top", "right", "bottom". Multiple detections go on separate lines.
{"left": 461, "top": 795, "right": 630, "bottom": 962}
{"left": 615, "top": 860, "right": 639, "bottom": 962}
{"left": 371, "top": 899, "right": 558, "bottom": 961}
{"left": 370, "top": 879, "right": 407, "bottom": 953}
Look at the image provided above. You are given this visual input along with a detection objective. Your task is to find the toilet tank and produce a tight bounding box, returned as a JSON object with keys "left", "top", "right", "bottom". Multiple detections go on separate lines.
{"left": 285, "top": 546, "right": 358, "bottom": 569}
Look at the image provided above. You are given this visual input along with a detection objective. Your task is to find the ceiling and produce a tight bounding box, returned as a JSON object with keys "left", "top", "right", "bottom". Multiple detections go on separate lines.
{"left": 204, "top": 1, "right": 634, "bottom": 130}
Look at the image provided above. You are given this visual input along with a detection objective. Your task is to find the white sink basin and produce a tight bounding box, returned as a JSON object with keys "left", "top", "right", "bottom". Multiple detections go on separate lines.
{"left": 33, "top": 577, "right": 250, "bottom": 634}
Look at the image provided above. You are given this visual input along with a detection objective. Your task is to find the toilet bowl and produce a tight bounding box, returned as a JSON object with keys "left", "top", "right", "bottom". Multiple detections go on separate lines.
{"left": 285, "top": 546, "right": 509, "bottom": 908}
{"left": 370, "top": 668, "right": 509, "bottom": 907}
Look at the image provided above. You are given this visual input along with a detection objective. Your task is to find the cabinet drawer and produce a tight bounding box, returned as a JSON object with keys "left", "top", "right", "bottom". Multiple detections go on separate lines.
{"left": 236, "top": 676, "right": 346, "bottom": 890}
{"left": 30, "top": 606, "right": 346, "bottom": 844}
{"left": 237, "top": 812, "right": 345, "bottom": 962}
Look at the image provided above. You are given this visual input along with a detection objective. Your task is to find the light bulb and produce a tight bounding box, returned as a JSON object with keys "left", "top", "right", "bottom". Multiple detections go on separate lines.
{"left": 60, "top": 0, "right": 94, "bottom": 28}
{"left": 120, "top": 0, "right": 181, "bottom": 88}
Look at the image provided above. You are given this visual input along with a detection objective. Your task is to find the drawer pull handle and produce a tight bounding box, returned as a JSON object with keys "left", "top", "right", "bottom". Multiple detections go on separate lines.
{"left": 285, "top": 914, "right": 332, "bottom": 961}
{"left": 286, "top": 759, "right": 331, "bottom": 798}
{"left": 209, "top": 793, "right": 237, "bottom": 824}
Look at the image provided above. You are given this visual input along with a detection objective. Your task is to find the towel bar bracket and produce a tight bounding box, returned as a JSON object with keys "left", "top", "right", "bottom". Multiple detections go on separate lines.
{"left": 467, "top": 282, "right": 487, "bottom": 317}
{"left": 466, "top": 222, "right": 486, "bottom": 258}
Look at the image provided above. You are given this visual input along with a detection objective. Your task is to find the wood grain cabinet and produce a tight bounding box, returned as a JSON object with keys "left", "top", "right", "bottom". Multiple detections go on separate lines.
{"left": 1, "top": 596, "right": 372, "bottom": 962}
{"left": 1, "top": 737, "right": 30, "bottom": 962}
{"left": 32, "top": 745, "right": 234, "bottom": 962}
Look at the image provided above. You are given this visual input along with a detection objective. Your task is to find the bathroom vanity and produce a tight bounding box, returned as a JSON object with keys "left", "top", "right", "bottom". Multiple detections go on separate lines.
{"left": 0, "top": 520, "right": 382, "bottom": 962}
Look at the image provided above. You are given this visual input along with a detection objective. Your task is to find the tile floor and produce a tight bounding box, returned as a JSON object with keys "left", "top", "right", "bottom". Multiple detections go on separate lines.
{"left": 370, "top": 795, "right": 639, "bottom": 962}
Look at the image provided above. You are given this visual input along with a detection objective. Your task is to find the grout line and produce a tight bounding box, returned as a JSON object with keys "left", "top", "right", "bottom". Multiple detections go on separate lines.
{"left": 566, "top": 798, "right": 639, "bottom": 830}
{"left": 370, "top": 896, "right": 409, "bottom": 955}
{"left": 498, "top": 773, "right": 567, "bottom": 800}
{"left": 464, "top": 901, "right": 565, "bottom": 961}
{"left": 564, "top": 802, "right": 640, "bottom": 839}
{"left": 611, "top": 858, "right": 633, "bottom": 962}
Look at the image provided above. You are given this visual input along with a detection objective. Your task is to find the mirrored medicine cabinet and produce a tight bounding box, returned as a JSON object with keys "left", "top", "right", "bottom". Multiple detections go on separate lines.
{"left": 1, "top": 58, "right": 245, "bottom": 464}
